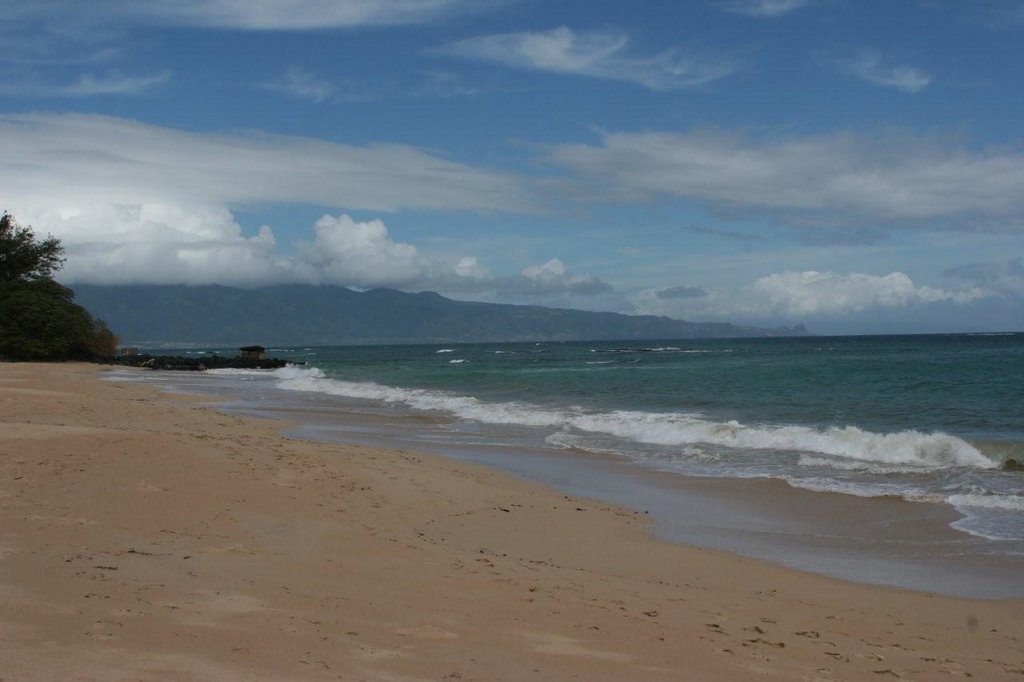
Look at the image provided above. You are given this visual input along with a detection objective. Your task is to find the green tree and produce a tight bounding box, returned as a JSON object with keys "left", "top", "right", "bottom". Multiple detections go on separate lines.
{"left": 0, "top": 213, "right": 119, "bottom": 360}
{"left": 0, "top": 213, "right": 65, "bottom": 283}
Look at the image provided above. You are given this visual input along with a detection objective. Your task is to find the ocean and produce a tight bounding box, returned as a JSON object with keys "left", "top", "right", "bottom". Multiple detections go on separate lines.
{"left": 118, "top": 333, "right": 1024, "bottom": 597}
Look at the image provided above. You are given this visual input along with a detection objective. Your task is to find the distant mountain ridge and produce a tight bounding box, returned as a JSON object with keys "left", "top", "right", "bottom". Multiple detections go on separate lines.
{"left": 72, "top": 284, "right": 807, "bottom": 346}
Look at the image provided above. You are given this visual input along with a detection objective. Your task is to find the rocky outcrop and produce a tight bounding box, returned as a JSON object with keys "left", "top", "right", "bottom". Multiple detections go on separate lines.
{"left": 104, "top": 354, "right": 291, "bottom": 371}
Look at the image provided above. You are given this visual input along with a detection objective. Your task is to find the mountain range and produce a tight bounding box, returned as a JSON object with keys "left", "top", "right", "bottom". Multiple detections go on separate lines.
{"left": 72, "top": 284, "right": 807, "bottom": 346}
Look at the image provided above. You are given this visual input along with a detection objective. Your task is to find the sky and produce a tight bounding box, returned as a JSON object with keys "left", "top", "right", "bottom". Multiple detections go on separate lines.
{"left": 2, "top": 0, "right": 1023, "bottom": 335}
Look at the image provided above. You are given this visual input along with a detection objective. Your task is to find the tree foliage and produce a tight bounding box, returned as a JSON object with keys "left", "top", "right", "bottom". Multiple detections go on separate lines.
{"left": 0, "top": 213, "right": 119, "bottom": 361}
{"left": 0, "top": 213, "right": 65, "bottom": 283}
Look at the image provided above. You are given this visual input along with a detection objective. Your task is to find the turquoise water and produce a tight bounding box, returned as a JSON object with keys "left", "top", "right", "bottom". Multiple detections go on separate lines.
{"left": 179, "top": 333, "right": 1024, "bottom": 547}
{"left": 268, "top": 334, "right": 1023, "bottom": 439}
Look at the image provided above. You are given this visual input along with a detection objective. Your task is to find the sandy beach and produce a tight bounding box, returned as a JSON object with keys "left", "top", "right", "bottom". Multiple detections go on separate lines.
{"left": 1, "top": 363, "right": 1022, "bottom": 681}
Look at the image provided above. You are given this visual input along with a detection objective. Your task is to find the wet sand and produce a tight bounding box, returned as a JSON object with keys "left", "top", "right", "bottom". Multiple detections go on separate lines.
{"left": 2, "top": 362, "right": 1023, "bottom": 680}
{"left": 159, "top": 368, "right": 1024, "bottom": 600}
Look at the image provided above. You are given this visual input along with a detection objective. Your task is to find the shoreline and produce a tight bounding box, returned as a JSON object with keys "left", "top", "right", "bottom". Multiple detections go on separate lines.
{"left": 2, "top": 363, "right": 1023, "bottom": 680}
{"left": 128, "top": 363, "right": 1024, "bottom": 600}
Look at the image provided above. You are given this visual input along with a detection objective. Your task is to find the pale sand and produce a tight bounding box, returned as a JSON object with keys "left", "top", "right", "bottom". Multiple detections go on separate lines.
{"left": 1, "top": 363, "right": 1022, "bottom": 681}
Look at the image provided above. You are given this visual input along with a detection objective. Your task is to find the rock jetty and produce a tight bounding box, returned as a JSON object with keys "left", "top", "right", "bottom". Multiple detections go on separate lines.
{"left": 108, "top": 353, "right": 291, "bottom": 371}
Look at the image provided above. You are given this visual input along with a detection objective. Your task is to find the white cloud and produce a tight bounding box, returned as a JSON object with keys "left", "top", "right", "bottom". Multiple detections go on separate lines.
{"left": 0, "top": 70, "right": 171, "bottom": 97}
{"left": 0, "top": 113, "right": 532, "bottom": 214}
{"left": 8, "top": 200, "right": 609, "bottom": 297}
{"left": 37, "top": 207, "right": 448, "bottom": 288}
{"left": 836, "top": 50, "right": 931, "bottom": 93}
{"left": 746, "top": 271, "right": 983, "bottom": 315}
{"left": 632, "top": 270, "right": 986, "bottom": 320}
{"left": 516, "top": 258, "right": 611, "bottom": 295}
{"left": 141, "top": 0, "right": 478, "bottom": 29}
{"left": 259, "top": 68, "right": 337, "bottom": 102}
{"left": 2, "top": 0, "right": 480, "bottom": 31}
{"left": 294, "top": 214, "right": 432, "bottom": 288}
{"left": 0, "top": 113, "right": 615, "bottom": 296}
{"left": 549, "top": 129, "right": 1024, "bottom": 231}
{"left": 44, "top": 203, "right": 291, "bottom": 286}
{"left": 453, "top": 256, "right": 490, "bottom": 279}
{"left": 442, "top": 27, "right": 736, "bottom": 91}
{"left": 717, "top": 0, "right": 813, "bottom": 17}
{"left": 294, "top": 226, "right": 611, "bottom": 295}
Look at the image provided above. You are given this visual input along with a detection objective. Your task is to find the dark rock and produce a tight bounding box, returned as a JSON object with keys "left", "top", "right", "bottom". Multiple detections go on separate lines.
{"left": 99, "top": 353, "right": 296, "bottom": 371}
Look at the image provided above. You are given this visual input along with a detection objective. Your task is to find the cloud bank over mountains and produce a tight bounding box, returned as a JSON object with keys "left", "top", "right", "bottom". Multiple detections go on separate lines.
{"left": 0, "top": 113, "right": 603, "bottom": 297}
{"left": 635, "top": 271, "right": 985, "bottom": 322}
{"left": 38, "top": 204, "right": 610, "bottom": 300}
{"left": 1, "top": 110, "right": 1013, "bottom": 323}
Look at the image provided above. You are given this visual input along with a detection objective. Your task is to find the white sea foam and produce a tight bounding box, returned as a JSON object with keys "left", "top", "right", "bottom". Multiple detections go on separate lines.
{"left": 784, "top": 476, "right": 912, "bottom": 499}
{"left": 796, "top": 454, "right": 932, "bottom": 475}
{"left": 206, "top": 368, "right": 273, "bottom": 376}
{"left": 590, "top": 347, "right": 731, "bottom": 354}
{"left": 268, "top": 366, "right": 995, "bottom": 470}
{"left": 449, "top": 359, "right": 468, "bottom": 364}
{"left": 947, "top": 493, "right": 1024, "bottom": 511}
{"left": 436, "top": 348, "right": 455, "bottom": 353}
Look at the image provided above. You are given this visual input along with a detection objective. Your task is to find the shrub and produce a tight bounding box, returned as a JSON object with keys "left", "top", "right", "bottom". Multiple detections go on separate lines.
{"left": 0, "top": 213, "right": 119, "bottom": 361}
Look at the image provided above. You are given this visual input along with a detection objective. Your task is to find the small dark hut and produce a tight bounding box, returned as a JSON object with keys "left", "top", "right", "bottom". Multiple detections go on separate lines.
{"left": 239, "top": 345, "right": 266, "bottom": 361}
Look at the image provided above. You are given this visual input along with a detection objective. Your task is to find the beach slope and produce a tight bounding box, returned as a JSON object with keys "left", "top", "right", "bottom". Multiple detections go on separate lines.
{"left": 1, "top": 363, "right": 1022, "bottom": 680}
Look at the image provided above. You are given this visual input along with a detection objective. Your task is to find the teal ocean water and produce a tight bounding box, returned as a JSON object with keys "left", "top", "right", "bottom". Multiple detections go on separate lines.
{"left": 126, "top": 333, "right": 1024, "bottom": 594}
{"left": 194, "top": 334, "right": 1024, "bottom": 541}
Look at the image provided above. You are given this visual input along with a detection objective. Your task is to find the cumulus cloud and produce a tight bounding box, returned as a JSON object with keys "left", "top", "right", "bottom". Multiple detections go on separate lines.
{"left": 294, "top": 214, "right": 433, "bottom": 288}
{"left": 43, "top": 208, "right": 439, "bottom": 288}
{"left": 515, "top": 258, "right": 612, "bottom": 296}
{"left": 259, "top": 67, "right": 337, "bottom": 102}
{"left": 0, "top": 113, "right": 532, "bottom": 214}
{"left": 835, "top": 50, "right": 931, "bottom": 93}
{"left": 0, "top": 113, "right": 614, "bottom": 297}
{"left": 632, "top": 270, "right": 986, "bottom": 320}
{"left": 442, "top": 27, "right": 736, "bottom": 91}
{"left": 453, "top": 256, "right": 490, "bottom": 280}
{"left": 549, "top": 129, "right": 1024, "bottom": 232}
{"left": 8, "top": 200, "right": 609, "bottom": 298}
{"left": 717, "top": 0, "right": 813, "bottom": 17}
{"left": 47, "top": 204, "right": 290, "bottom": 286}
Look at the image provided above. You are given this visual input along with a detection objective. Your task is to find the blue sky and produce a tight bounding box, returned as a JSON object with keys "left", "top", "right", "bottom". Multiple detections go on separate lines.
{"left": 2, "top": 0, "right": 1023, "bottom": 334}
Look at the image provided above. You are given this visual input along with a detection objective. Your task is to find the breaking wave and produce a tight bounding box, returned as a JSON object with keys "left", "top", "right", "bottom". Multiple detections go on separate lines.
{"left": 269, "top": 366, "right": 994, "bottom": 470}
